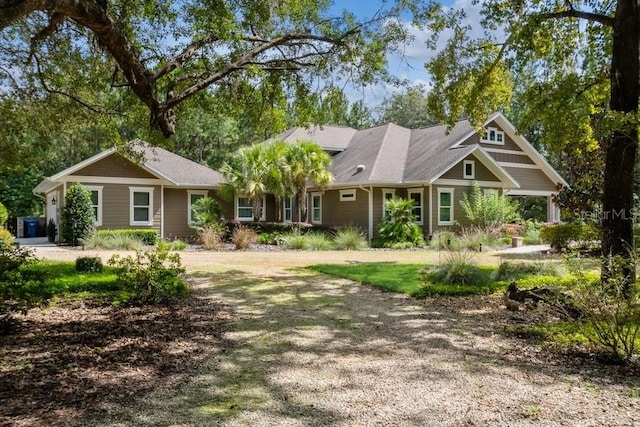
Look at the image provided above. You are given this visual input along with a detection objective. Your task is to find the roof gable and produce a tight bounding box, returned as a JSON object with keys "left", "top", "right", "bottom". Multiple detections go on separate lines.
{"left": 35, "top": 140, "right": 223, "bottom": 194}
{"left": 454, "top": 112, "right": 568, "bottom": 187}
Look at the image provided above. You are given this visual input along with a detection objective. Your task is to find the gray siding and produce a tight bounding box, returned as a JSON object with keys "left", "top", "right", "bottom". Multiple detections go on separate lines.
{"left": 439, "top": 155, "right": 500, "bottom": 181}
{"left": 489, "top": 152, "right": 535, "bottom": 164}
{"left": 318, "top": 188, "right": 369, "bottom": 230}
{"left": 92, "top": 183, "right": 161, "bottom": 233}
{"left": 71, "top": 153, "right": 157, "bottom": 178}
{"left": 461, "top": 121, "right": 522, "bottom": 152}
{"left": 503, "top": 167, "right": 558, "bottom": 192}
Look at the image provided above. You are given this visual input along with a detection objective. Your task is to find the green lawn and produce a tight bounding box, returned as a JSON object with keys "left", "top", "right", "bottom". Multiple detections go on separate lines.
{"left": 310, "top": 263, "right": 505, "bottom": 297}
{"left": 21, "top": 260, "right": 123, "bottom": 300}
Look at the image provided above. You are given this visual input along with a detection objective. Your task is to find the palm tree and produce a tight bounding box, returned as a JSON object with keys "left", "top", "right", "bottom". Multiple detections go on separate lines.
{"left": 264, "top": 140, "right": 293, "bottom": 222}
{"left": 220, "top": 144, "right": 269, "bottom": 222}
{"left": 285, "top": 140, "right": 333, "bottom": 222}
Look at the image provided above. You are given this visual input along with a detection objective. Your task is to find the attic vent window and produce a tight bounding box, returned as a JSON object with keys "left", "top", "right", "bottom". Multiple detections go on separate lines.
{"left": 340, "top": 189, "right": 357, "bottom": 202}
{"left": 480, "top": 126, "right": 505, "bottom": 145}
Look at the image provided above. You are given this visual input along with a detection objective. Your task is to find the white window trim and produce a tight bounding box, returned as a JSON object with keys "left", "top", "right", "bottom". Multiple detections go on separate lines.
{"left": 382, "top": 188, "right": 396, "bottom": 216}
{"left": 339, "top": 189, "right": 357, "bottom": 202}
{"left": 437, "top": 188, "right": 454, "bottom": 226}
{"left": 85, "top": 185, "right": 103, "bottom": 227}
{"left": 480, "top": 126, "right": 505, "bottom": 145}
{"left": 129, "top": 187, "right": 154, "bottom": 226}
{"left": 187, "top": 190, "right": 208, "bottom": 224}
{"left": 235, "top": 195, "right": 266, "bottom": 221}
{"left": 283, "top": 197, "right": 293, "bottom": 223}
{"left": 463, "top": 160, "right": 475, "bottom": 179}
{"left": 408, "top": 188, "right": 423, "bottom": 225}
{"left": 311, "top": 192, "right": 322, "bottom": 224}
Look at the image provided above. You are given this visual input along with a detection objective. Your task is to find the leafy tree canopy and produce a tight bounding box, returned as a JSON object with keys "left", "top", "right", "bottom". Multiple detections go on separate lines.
{"left": 1, "top": 0, "right": 411, "bottom": 137}
{"left": 376, "top": 84, "right": 437, "bottom": 128}
{"left": 413, "top": 0, "right": 638, "bottom": 282}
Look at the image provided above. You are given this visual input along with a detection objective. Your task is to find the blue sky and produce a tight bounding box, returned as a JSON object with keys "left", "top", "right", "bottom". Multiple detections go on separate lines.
{"left": 326, "top": 0, "right": 476, "bottom": 108}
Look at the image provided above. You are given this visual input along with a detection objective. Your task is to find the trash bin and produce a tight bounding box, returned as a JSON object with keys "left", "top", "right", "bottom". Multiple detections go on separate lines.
{"left": 24, "top": 218, "right": 39, "bottom": 238}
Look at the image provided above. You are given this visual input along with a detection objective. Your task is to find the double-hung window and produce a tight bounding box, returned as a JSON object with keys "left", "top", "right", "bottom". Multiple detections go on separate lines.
{"left": 188, "top": 191, "right": 207, "bottom": 224}
{"left": 437, "top": 188, "right": 454, "bottom": 226}
{"left": 382, "top": 189, "right": 396, "bottom": 217}
{"left": 236, "top": 196, "right": 265, "bottom": 221}
{"left": 130, "top": 187, "right": 154, "bottom": 226}
{"left": 408, "top": 188, "right": 423, "bottom": 225}
{"left": 283, "top": 197, "right": 292, "bottom": 222}
{"left": 85, "top": 186, "right": 103, "bottom": 226}
{"left": 311, "top": 193, "right": 322, "bottom": 224}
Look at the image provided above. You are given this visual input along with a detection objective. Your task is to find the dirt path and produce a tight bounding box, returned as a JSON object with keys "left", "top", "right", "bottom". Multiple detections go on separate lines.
{"left": 18, "top": 247, "right": 640, "bottom": 425}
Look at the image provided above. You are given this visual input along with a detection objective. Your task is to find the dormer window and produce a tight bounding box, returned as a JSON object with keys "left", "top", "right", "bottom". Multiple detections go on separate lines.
{"left": 480, "top": 126, "right": 505, "bottom": 145}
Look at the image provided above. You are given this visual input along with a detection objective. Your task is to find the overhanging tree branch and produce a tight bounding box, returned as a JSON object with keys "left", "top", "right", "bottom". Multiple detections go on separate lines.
{"left": 539, "top": 8, "right": 614, "bottom": 27}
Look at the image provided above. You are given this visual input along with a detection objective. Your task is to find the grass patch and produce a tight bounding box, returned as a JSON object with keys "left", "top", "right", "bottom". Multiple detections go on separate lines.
{"left": 21, "top": 260, "right": 125, "bottom": 301}
{"left": 311, "top": 263, "right": 425, "bottom": 296}
{"left": 310, "top": 262, "right": 506, "bottom": 297}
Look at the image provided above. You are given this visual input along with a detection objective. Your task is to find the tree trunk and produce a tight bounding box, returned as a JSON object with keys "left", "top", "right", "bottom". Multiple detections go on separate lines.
{"left": 602, "top": 0, "right": 639, "bottom": 289}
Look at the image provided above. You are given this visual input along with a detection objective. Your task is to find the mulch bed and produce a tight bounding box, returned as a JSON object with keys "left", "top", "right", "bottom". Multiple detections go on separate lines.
{"left": 0, "top": 292, "right": 232, "bottom": 426}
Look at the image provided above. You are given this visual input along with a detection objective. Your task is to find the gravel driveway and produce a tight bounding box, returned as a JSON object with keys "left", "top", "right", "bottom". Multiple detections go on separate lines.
{"left": 29, "top": 246, "right": 640, "bottom": 426}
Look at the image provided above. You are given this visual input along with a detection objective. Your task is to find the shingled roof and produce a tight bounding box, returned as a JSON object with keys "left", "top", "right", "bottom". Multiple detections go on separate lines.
{"left": 35, "top": 140, "right": 224, "bottom": 194}
{"left": 273, "top": 118, "right": 518, "bottom": 187}
{"left": 130, "top": 140, "right": 224, "bottom": 187}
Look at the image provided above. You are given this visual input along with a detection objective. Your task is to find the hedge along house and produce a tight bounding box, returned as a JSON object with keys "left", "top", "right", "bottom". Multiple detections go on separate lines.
{"left": 34, "top": 140, "right": 225, "bottom": 241}
{"left": 273, "top": 112, "right": 568, "bottom": 241}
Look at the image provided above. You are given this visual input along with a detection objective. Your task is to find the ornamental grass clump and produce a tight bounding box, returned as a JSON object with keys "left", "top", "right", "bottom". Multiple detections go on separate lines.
{"left": 231, "top": 224, "right": 258, "bottom": 250}
{"left": 303, "top": 231, "right": 333, "bottom": 251}
{"left": 422, "top": 251, "right": 488, "bottom": 287}
{"left": 333, "top": 227, "right": 368, "bottom": 250}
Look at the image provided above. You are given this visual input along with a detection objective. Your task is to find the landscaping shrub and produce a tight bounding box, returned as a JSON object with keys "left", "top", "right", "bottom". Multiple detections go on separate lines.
{"left": 333, "top": 227, "right": 368, "bottom": 250}
{"left": 491, "top": 261, "right": 559, "bottom": 281}
{"left": 303, "top": 231, "right": 333, "bottom": 251}
{"left": 567, "top": 256, "right": 640, "bottom": 361}
{"left": 169, "top": 239, "right": 188, "bottom": 250}
{"left": 97, "top": 229, "right": 158, "bottom": 245}
{"left": 0, "top": 243, "right": 39, "bottom": 332}
{"left": 158, "top": 239, "right": 188, "bottom": 251}
{"left": 540, "top": 223, "right": 600, "bottom": 251}
{"left": 281, "top": 231, "right": 307, "bottom": 249}
{"left": 62, "top": 184, "right": 95, "bottom": 246}
{"left": 421, "top": 251, "right": 488, "bottom": 287}
{"left": 231, "top": 224, "right": 257, "bottom": 250}
{"left": 257, "top": 231, "right": 283, "bottom": 245}
{"left": 376, "top": 198, "right": 425, "bottom": 248}
{"left": 75, "top": 256, "right": 103, "bottom": 273}
{"left": 0, "top": 202, "right": 8, "bottom": 227}
{"left": 522, "top": 219, "right": 542, "bottom": 245}
{"left": 460, "top": 183, "right": 520, "bottom": 229}
{"left": 190, "top": 196, "right": 224, "bottom": 229}
{"left": 108, "top": 247, "right": 188, "bottom": 303}
{"left": 0, "top": 228, "right": 13, "bottom": 246}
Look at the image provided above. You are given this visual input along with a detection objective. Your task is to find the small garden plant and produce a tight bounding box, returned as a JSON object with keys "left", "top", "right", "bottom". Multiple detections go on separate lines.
{"left": 108, "top": 246, "right": 188, "bottom": 303}
{"left": 375, "top": 198, "right": 425, "bottom": 248}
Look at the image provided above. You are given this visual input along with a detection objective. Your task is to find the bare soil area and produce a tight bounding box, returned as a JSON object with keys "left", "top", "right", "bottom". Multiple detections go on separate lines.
{"left": 2, "top": 245, "right": 640, "bottom": 426}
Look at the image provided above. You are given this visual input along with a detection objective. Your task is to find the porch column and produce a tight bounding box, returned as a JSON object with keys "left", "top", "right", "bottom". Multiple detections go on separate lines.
{"left": 547, "top": 195, "right": 560, "bottom": 223}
